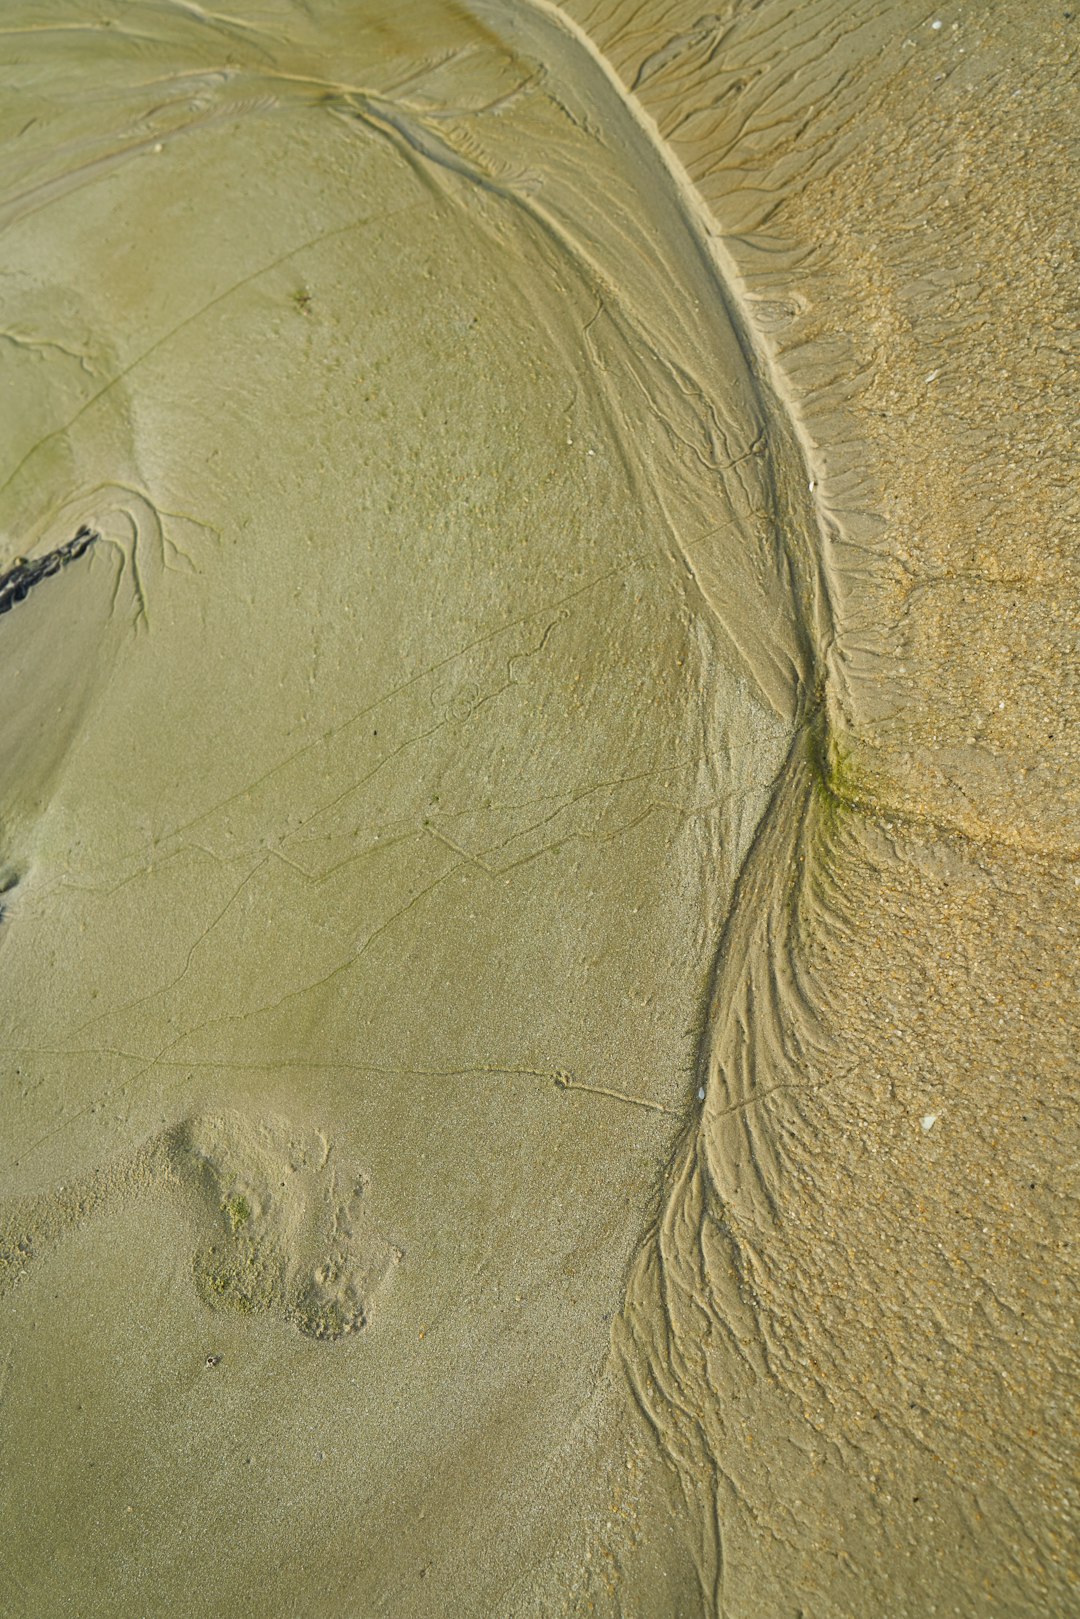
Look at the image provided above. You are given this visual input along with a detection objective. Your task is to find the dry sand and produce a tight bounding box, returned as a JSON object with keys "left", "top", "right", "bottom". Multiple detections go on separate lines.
{"left": 0, "top": 3, "right": 1075, "bottom": 1616}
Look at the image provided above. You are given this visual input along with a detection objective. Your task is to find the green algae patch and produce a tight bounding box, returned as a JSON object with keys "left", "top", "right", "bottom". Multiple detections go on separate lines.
{"left": 222, "top": 1193, "right": 251, "bottom": 1233}
{"left": 193, "top": 1234, "right": 281, "bottom": 1319}
{"left": 808, "top": 713, "right": 867, "bottom": 835}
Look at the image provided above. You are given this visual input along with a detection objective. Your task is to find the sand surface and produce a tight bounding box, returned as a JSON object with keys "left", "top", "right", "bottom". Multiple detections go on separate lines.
{"left": 0, "top": 3, "right": 1075, "bottom": 1616}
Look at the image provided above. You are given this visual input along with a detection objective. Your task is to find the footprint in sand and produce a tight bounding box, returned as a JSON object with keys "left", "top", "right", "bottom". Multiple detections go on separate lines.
{"left": 0, "top": 1111, "right": 401, "bottom": 1342}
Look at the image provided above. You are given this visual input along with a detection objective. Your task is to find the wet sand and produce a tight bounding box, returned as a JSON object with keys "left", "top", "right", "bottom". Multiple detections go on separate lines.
{"left": 0, "top": 4, "right": 1075, "bottom": 1616}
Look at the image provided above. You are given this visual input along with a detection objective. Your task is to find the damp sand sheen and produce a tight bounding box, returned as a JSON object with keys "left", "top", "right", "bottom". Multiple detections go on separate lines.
{"left": 0, "top": 5, "right": 1075, "bottom": 1618}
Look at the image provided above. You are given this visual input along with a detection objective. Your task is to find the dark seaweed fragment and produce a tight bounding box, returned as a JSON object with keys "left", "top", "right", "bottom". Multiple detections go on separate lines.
{"left": 0, "top": 525, "right": 98, "bottom": 616}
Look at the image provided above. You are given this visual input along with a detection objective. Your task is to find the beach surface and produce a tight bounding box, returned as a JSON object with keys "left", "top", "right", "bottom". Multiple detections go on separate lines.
{"left": 0, "top": 4, "right": 1075, "bottom": 1615}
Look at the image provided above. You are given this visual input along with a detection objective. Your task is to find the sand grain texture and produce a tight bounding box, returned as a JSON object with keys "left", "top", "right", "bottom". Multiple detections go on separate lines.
{"left": 0, "top": 2, "right": 1075, "bottom": 1616}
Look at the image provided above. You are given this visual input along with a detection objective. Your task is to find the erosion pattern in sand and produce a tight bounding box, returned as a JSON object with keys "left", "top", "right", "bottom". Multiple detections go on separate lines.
{"left": 561, "top": 4, "right": 1077, "bottom": 1616}
{"left": 0, "top": 3, "right": 1075, "bottom": 1617}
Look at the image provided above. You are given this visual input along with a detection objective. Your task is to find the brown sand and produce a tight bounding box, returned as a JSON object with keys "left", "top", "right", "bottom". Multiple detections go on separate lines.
{"left": 0, "top": 3, "right": 1075, "bottom": 1616}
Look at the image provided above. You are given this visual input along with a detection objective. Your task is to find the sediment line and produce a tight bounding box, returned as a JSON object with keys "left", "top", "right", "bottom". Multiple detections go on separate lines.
{"left": 475, "top": 9, "right": 861, "bottom": 1606}
{"left": 612, "top": 719, "right": 852, "bottom": 1609}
